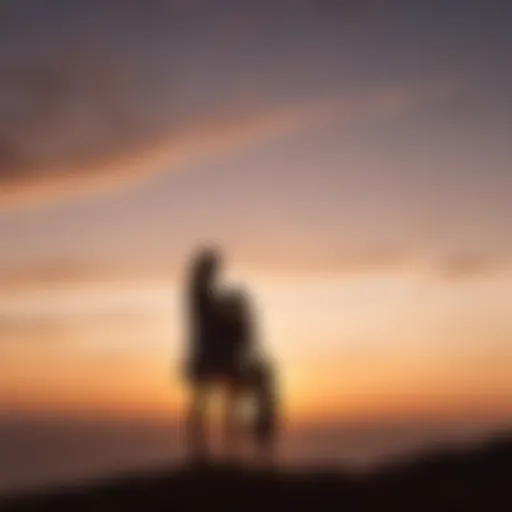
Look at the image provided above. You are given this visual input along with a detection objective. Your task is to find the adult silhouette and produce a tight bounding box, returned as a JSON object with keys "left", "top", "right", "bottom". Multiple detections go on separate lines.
{"left": 183, "top": 247, "right": 278, "bottom": 463}
{"left": 184, "top": 247, "right": 223, "bottom": 461}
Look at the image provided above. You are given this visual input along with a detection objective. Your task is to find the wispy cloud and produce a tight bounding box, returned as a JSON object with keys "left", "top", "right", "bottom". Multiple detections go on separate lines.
{"left": 0, "top": 70, "right": 455, "bottom": 209}
{"left": 0, "top": 0, "right": 359, "bottom": 206}
{"left": 0, "top": 0, "right": 458, "bottom": 208}
{"left": 240, "top": 250, "right": 511, "bottom": 281}
{"left": 433, "top": 253, "right": 509, "bottom": 281}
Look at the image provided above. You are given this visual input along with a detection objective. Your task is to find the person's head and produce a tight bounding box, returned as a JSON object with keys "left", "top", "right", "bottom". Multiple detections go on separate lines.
{"left": 191, "top": 246, "right": 222, "bottom": 288}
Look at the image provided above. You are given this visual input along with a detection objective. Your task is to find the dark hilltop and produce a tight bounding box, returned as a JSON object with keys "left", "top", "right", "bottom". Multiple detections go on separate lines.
{"left": 2, "top": 434, "right": 511, "bottom": 512}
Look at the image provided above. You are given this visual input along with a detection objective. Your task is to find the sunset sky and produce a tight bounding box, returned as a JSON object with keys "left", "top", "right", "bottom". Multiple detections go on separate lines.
{"left": 1, "top": 0, "right": 511, "bottom": 490}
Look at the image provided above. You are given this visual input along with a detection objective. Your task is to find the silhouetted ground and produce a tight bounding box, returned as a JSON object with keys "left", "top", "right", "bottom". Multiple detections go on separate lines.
{"left": 2, "top": 434, "right": 511, "bottom": 511}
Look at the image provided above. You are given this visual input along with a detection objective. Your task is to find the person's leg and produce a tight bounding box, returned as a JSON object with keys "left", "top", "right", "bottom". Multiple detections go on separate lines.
{"left": 187, "top": 380, "right": 209, "bottom": 463}
{"left": 222, "top": 379, "right": 242, "bottom": 462}
{"left": 252, "top": 361, "right": 278, "bottom": 464}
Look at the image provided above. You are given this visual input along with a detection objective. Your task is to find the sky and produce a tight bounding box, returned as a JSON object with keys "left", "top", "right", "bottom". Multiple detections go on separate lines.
{"left": 0, "top": 0, "right": 512, "bottom": 490}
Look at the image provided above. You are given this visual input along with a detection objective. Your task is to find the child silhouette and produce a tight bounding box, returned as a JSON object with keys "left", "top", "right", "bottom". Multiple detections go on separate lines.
{"left": 217, "top": 288, "right": 278, "bottom": 461}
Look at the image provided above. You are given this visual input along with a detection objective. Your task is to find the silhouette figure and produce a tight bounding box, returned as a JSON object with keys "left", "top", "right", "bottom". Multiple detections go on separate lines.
{"left": 183, "top": 247, "right": 278, "bottom": 463}
{"left": 184, "top": 247, "right": 223, "bottom": 461}
{"left": 216, "top": 289, "right": 278, "bottom": 461}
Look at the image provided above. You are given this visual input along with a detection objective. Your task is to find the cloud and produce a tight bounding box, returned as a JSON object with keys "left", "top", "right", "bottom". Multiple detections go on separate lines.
{"left": 234, "top": 249, "right": 415, "bottom": 278}
{"left": 0, "top": 0, "right": 459, "bottom": 208}
{"left": 0, "top": 45, "right": 318, "bottom": 207}
{"left": 0, "top": 259, "right": 114, "bottom": 290}
{"left": 230, "top": 242, "right": 511, "bottom": 282}
{"left": 0, "top": 257, "right": 183, "bottom": 293}
{"left": 0, "top": 70, "right": 455, "bottom": 209}
{"left": 433, "top": 253, "right": 509, "bottom": 280}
